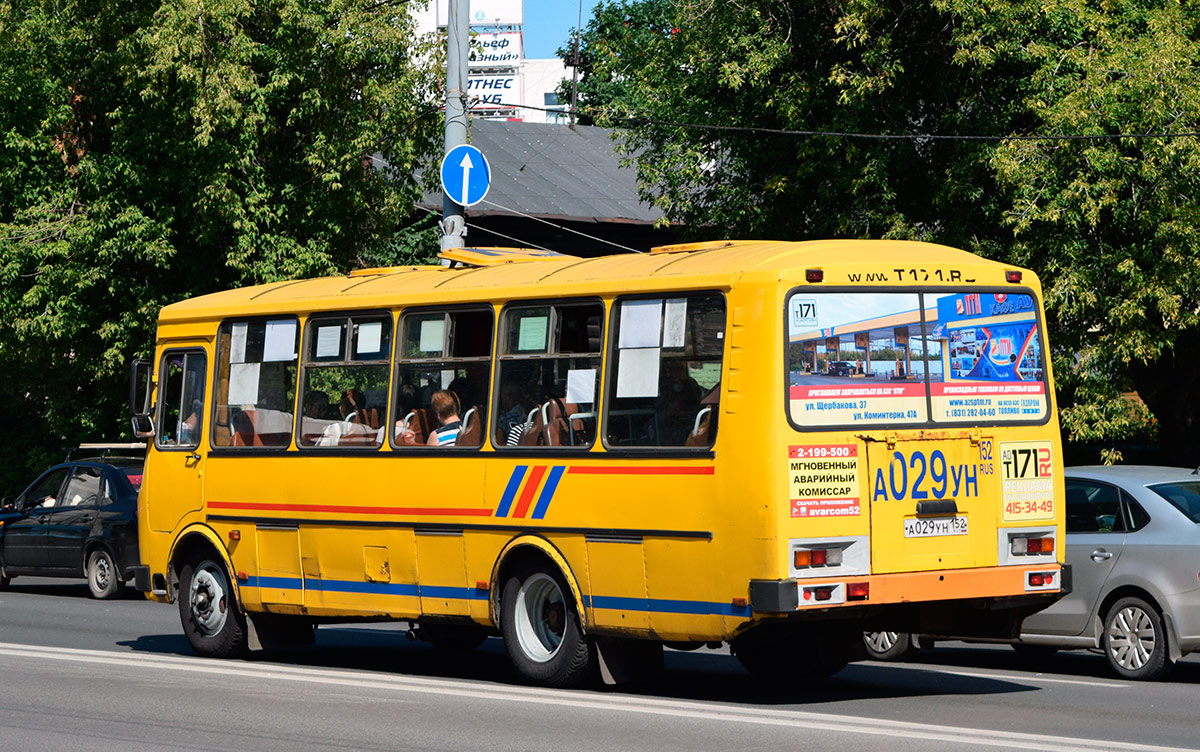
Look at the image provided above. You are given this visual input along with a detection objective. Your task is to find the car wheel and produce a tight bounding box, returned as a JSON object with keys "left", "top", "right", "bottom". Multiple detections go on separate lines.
{"left": 1102, "top": 596, "right": 1171, "bottom": 681}
{"left": 863, "top": 631, "right": 915, "bottom": 661}
{"left": 86, "top": 549, "right": 123, "bottom": 599}
{"left": 500, "top": 562, "right": 591, "bottom": 687}
{"left": 178, "top": 558, "right": 247, "bottom": 658}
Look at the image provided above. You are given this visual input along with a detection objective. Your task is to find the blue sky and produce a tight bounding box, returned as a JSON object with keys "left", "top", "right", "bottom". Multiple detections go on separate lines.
{"left": 522, "top": 0, "right": 595, "bottom": 59}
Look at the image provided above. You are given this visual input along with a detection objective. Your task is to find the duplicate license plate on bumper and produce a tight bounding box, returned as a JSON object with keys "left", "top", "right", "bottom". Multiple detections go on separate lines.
{"left": 903, "top": 516, "right": 968, "bottom": 538}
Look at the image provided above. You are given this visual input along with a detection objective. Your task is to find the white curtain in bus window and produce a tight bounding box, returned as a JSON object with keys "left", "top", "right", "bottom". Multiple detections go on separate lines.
{"left": 926, "top": 292, "right": 1047, "bottom": 423}
{"left": 418, "top": 317, "right": 445, "bottom": 353}
{"left": 228, "top": 362, "right": 261, "bottom": 405}
{"left": 315, "top": 324, "right": 343, "bottom": 359}
{"left": 263, "top": 319, "right": 297, "bottom": 362}
{"left": 786, "top": 292, "right": 928, "bottom": 427}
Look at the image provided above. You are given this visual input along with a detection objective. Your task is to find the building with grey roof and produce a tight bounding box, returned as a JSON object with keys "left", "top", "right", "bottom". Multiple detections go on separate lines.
{"left": 419, "top": 119, "right": 674, "bottom": 256}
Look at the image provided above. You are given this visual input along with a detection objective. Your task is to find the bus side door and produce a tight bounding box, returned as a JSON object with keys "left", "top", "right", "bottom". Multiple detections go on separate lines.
{"left": 147, "top": 347, "right": 209, "bottom": 534}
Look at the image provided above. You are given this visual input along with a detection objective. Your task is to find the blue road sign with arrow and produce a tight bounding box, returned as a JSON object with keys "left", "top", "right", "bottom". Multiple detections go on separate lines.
{"left": 440, "top": 144, "right": 491, "bottom": 208}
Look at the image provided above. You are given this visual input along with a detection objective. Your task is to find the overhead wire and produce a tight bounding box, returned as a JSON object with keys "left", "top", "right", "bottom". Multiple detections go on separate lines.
{"left": 492, "top": 101, "right": 1200, "bottom": 143}
{"left": 476, "top": 198, "right": 647, "bottom": 254}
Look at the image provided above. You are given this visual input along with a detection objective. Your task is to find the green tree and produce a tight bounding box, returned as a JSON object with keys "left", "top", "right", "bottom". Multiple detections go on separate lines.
{"left": 0, "top": 0, "right": 442, "bottom": 488}
{"left": 570, "top": 0, "right": 1196, "bottom": 463}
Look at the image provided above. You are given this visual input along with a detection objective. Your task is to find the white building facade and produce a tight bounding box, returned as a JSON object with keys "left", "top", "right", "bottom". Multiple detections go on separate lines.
{"left": 414, "top": 0, "right": 569, "bottom": 125}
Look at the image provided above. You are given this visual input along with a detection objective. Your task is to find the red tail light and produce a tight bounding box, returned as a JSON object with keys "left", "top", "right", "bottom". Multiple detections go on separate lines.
{"left": 1011, "top": 536, "right": 1054, "bottom": 555}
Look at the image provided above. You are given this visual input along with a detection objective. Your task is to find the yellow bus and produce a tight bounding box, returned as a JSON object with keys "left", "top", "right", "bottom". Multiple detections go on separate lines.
{"left": 129, "top": 239, "right": 1066, "bottom": 686}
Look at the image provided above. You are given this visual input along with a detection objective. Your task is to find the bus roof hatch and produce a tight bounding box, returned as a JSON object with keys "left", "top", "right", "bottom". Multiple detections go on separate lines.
{"left": 437, "top": 247, "right": 579, "bottom": 267}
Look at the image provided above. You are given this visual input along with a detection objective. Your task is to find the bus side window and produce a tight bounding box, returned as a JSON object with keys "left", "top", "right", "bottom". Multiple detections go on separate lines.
{"left": 297, "top": 313, "right": 392, "bottom": 449}
{"left": 211, "top": 318, "right": 299, "bottom": 448}
{"left": 605, "top": 293, "right": 725, "bottom": 448}
{"left": 394, "top": 307, "right": 493, "bottom": 449}
{"left": 495, "top": 301, "right": 603, "bottom": 448}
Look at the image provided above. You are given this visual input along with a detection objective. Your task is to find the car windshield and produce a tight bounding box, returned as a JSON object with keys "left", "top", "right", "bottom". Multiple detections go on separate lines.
{"left": 1148, "top": 480, "right": 1200, "bottom": 523}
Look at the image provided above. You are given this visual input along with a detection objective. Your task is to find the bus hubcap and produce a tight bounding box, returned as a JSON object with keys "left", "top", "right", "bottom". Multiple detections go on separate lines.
{"left": 191, "top": 566, "right": 228, "bottom": 635}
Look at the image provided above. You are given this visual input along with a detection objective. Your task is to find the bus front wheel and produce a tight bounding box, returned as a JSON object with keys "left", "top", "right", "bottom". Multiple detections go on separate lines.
{"left": 500, "top": 562, "right": 591, "bottom": 687}
{"left": 178, "top": 558, "right": 247, "bottom": 658}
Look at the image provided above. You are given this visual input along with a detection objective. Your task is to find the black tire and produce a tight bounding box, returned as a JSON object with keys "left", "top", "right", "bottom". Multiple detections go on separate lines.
{"left": 178, "top": 558, "right": 247, "bottom": 658}
{"left": 86, "top": 549, "right": 122, "bottom": 599}
{"left": 0, "top": 574, "right": 9, "bottom": 590}
{"left": 1102, "top": 596, "right": 1172, "bottom": 681}
{"left": 500, "top": 562, "right": 591, "bottom": 687}
{"left": 1011, "top": 643, "right": 1058, "bottom": 659}
{"left": 734, "top": 624, "right": 852, "bottom": 680}
{"left": 862, "top": 631, "right": 915, "bottom": 661}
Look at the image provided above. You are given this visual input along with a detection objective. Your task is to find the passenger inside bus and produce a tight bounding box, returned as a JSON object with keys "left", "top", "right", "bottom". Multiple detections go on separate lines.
{"left": 394, "top": 382, "right": 420, "bottom": 445}
{"left": 427, "top": 390, "right": 462, "bottom": 446}
{"left": 497, "top": 380, "right": 533, "bottom": 446}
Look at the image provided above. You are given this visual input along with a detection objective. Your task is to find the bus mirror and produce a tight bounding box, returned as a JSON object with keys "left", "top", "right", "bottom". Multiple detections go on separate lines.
{"left": 130, "top": 359, "right": 153, "bottom": 418}
{"left": 131, "top": 415, "right": 155, "bottom": 439}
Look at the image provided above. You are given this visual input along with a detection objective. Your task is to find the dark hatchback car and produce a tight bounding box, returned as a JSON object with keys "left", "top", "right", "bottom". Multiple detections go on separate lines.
{"left": 0, "top": 457, "right": 142, "bottom": 598}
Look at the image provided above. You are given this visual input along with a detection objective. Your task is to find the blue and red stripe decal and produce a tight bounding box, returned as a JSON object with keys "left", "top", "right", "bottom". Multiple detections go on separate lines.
{"left": 494, "top": 464, "right": 712, "bottom": 519}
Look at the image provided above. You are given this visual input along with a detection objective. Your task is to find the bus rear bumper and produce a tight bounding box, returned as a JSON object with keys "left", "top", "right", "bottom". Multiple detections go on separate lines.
{"left": 750, "top": 563, "right": 1065, "bottom": 615}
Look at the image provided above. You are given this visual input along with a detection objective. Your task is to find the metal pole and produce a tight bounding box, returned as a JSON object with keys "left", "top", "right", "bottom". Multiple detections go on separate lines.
{"left": 569, "top": 0, "right": 582, "bottom": 128}
{"left": 441, "top": 0, "right": 470, "bottom": 252}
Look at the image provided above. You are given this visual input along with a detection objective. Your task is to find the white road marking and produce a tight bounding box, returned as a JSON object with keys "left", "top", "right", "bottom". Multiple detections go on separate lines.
{"left": 0, "top": 642, "right": 1177, "bottom": 752}
{"left": 861, "top": 661, "right": 1129, "bottom": 688}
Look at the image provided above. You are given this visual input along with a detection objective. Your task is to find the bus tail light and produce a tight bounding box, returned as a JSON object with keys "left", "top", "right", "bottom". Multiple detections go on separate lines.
{"left": 805, "top": 268, "right": 824, "bottom": 283}
{"left": 795, "top": 546, "right": 843, "bottom": 569}
{"left": 798, "top": 582, "right": 847, "bottom": 605}
{"left": 846, "top": 582, "right": 869, "bottom": 601}
{"left": 1026, "top": 570, "right": 1057, "bottom": 590}
{"left": 1011, "top": 536, "right": 1054, "bottom": 556}
{"left": 1005, "top": 270, "right": 1023, "bottom": 283}
{"left": 802, "top": 586, "right": 835, "bottom": 602}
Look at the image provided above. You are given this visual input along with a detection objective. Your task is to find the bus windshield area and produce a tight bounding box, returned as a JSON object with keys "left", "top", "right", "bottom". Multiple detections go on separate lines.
{"left": 786, "top": 290, "right": 1047, "bottom": 429}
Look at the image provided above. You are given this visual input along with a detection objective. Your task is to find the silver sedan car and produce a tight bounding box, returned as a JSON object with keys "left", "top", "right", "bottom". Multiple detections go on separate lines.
{"left": 865, "top": 465, "right": 1200, "bottom": 680}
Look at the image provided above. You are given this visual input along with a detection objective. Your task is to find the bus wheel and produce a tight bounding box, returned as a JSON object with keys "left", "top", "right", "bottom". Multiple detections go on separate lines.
{"left": 500, "top": 562, "right": 591, "bottom": 687}
{"left": 0, "top": 574, "right": 9, "bottom": 590}
{"left": 178, "top": 558, "right": 247, "bottom": 658}
{"left": 1103, "top": 596, "right": 1171, "bottom": 681}
{"left": 734, "top": 624, "right": 851, "bottom": 680}
{"left": 86, "top": 549, "right": 123, "bottom": 600}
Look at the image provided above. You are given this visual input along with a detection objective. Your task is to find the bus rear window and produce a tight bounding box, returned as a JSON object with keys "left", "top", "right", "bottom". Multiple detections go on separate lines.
{"left": 786, "top": 290, "right": 1048, "bottom": 429}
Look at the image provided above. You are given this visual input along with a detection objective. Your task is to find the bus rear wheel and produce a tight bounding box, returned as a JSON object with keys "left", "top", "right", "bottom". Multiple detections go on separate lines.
{"left": 178, "top": 558, "right": 247, "bottom": 658}
{"left": 734, "top": 624, "right": 852, "bottom": 680}
{"left": 500, "top": 562, "right": 591, "bottom": 687}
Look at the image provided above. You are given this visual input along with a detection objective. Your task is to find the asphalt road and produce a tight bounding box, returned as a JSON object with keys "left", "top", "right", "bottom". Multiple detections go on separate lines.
{"left": 2, "top": 577, "right": 1199, "bottom": 751}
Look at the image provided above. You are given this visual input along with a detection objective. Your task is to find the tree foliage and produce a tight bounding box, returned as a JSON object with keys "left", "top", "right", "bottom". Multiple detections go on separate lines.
{"left": 0, "top": 0, "right": 442, "bottom": 488}
{"left": 570, "top": 0, "right": 1200, "bottom": 463}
